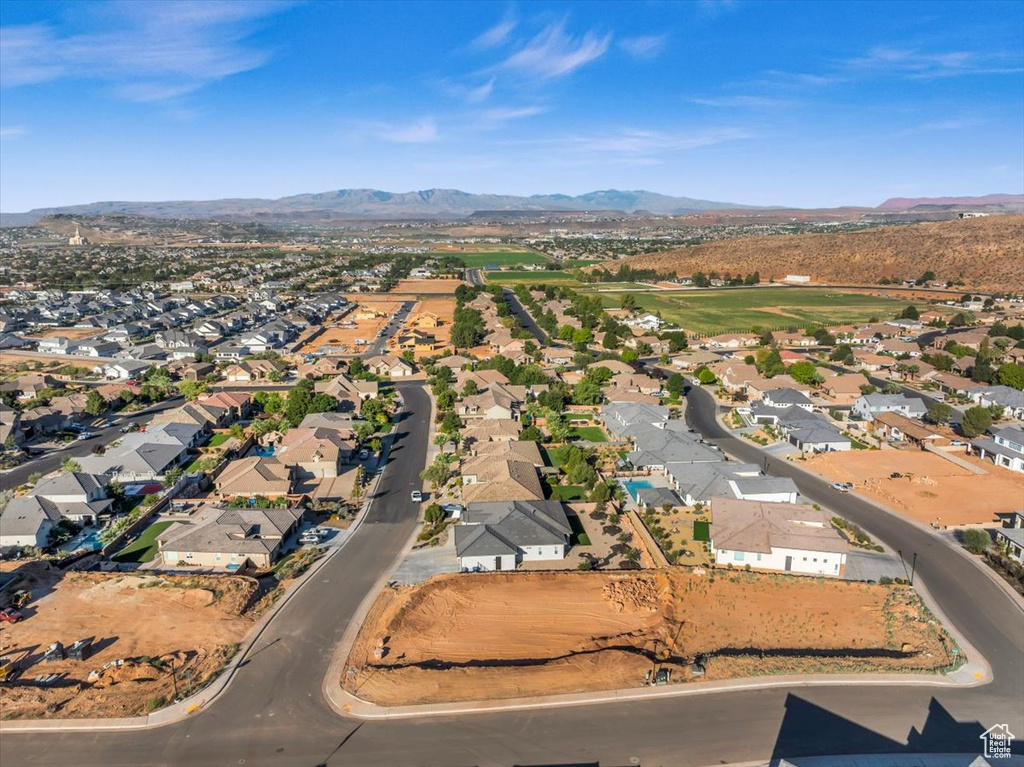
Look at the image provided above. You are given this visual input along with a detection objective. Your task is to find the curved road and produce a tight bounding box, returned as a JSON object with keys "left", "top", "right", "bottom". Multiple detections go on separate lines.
{"left": 2, "top": 384, "right": 1022, "bottom": 766}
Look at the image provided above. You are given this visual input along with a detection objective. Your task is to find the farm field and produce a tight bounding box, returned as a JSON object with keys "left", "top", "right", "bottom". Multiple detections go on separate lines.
{"left": 485, "top": 270, "right": 580, "bottom": 285}
{"left": 453, "top": 251, "right": 549, "bottom": 268}
{"left": 806, "top": 448, "right": 1021, "bottom": 527}
{"left": 0, "top": 566, "right": 257, "bottom": 719}
{"left": 342, "top": 570, "right": 954, "bottom": 706}
{"left": 584, "top": 287, "right": 919, "bottom": 335}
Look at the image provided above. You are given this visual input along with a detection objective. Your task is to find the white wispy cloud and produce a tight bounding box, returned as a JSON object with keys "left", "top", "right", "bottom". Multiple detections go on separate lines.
{"left": 479, "top": 106, "right": 547, "bottom": 122}
{"left": 378, "top": 118, "right": 439, "bottom": 143}
{"left": 896, "top": 117, "right": 985, "bottom": 136}
{"left": 692, "top": 95, "right": 789, "bottom": 108}
{"left": 0, "top": 125, "right": 27, "bottom": 140}
{"left": 619, "top": 35, "right": 667, "bottom": 60}
{"left": 845, "top": 46, "right": 1023, "bottom": 79}
{"left": 0, "top": 1, "right": 288, "bottom": 100}
{"left": 561, "top": 127, "right": 751, "bottom": 155}
{"left": 473, "top": 19, "right": 516, "bottom": 50}
{"left": 498, "top": 21, "right": 611, "bottom": 79}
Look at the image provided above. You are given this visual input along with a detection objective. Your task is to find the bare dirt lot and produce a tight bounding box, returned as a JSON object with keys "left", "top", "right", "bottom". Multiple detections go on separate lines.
{"left": 342, "top": 570, "right": 954, "bottom": 706}
{"left": 391, "top": 279, "right": 462, "bottom": 295}
{"left": 0, "top": 566, "right": 259, "bottom": 719}
{"left": 299, "top": 299, "right": 402, "bottom": 356}
{"left": 806, "top": 448, "right": 1021, "bottom": 526}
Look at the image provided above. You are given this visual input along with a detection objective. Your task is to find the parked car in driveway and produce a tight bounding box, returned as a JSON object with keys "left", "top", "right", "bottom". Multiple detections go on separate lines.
{"left": 441, "top": 503, "right": 464, "bottom": 515}
{"left": 76, "top": 432, "right": 94, "bottom": 441}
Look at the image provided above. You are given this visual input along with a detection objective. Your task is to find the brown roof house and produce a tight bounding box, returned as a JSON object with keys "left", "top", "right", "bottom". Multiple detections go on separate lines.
{"left": 461, "top": 455, "right": 544, "bottom": 503}
{"left": 461, "top": 418, "right": 522, "bottom": 444}
{"left": 156, "top": 504, "right": 303, "bottom": 570}
{"left": 215, "top": 457, "right": 295, "bottom": 500}
{"left": 710, "top": 497, "right": 848, "bottom": 577}
{"left": 277, "top": 427, "right": 354, "bottom": 478}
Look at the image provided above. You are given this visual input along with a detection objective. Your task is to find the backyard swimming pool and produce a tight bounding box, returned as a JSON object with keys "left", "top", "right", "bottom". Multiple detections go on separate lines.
{"left": 621, "top": 479, "right": 652, "bottom": 503}
{"left": 59, "top": 527, "right": 105, "bottom": 554}
{"left": 252, "top": 445, "right": 276, "bottom": 458}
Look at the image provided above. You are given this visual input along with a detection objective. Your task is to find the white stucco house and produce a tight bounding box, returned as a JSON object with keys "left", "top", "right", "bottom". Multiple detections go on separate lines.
{"left": 454, "top": 500, "right": 572, "bottom": 571}
{"left": 710, "top": 497, "right": 849, "bottom": 577}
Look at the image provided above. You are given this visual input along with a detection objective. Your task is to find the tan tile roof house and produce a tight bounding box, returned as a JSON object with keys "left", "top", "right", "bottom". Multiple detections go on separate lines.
{"left": 461, "top": 456, "right": 544, "bottom": 503}
{"left": 215, "top": 457, "right": 295, "bottom": 499}
{"left": 277, "top": 427, "right": 354, "bottom": 478}
{"left": 157, "top": 504, "right": 303, "bottom": 570}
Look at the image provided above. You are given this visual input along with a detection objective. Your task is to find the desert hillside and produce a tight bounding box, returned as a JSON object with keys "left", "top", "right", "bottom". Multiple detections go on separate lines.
{"left": 598, "top": 215, "right": 1024, "bottom": 290}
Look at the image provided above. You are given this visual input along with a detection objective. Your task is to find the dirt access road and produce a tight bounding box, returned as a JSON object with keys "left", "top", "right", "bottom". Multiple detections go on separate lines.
{"left": 343, "top": 569, "right": 955, "bottom": 706}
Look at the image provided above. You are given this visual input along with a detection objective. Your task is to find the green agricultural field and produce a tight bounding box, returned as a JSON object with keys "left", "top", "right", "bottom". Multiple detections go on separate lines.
{"left": 456, "top": 251, "right": 549, "bottom": 268}
{"left": 486, "top": 270, "right": 580, "bottom": 285}
{"left": 560, "top": 258, "right": 605, "bottom": 268}
{"left": 586, "top": 287, "right": 920, "bottom": 335}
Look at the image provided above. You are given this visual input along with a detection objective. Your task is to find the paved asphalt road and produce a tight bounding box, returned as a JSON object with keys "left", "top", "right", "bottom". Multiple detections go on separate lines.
{"left": 1, "top": 396, "right": 185, "bottom": 489}
{"left": 2, "top": 384, "right": 1022, "bottom": 766}
{"left": 465, "top": 268, "right": 485, "bottom": 286}
{"left": 364, "top": 301, "right": 415, "bottom": 358}
{"left": 501, "top": 287, "right": 547, "bottom": 345}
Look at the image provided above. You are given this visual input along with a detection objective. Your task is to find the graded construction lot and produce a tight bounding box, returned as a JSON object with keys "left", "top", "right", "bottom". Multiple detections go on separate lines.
{"left": 0, "top": 567, "right": 258, "bottom": 719}
{"left": 587, "top": 287, "right": 918, "bottom": 335}
{"left": 806, "top": 448, "right": 1021, "bottom": 527}
{"left": 299, "top": 299, "right": 402, "bottom": 356}
{"left": 342, "top": 570, "right": 954, "bottom": 706}
{"left": 399, "top": 297, "right": 456, "bottom": 349}
{"left": 390, "top": 279, "right": 463, "bottom": 295}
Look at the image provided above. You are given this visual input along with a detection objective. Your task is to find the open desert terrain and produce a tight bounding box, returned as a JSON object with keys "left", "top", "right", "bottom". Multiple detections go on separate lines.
{"left": 342, "top": 570, "right": 955, "bottom": 706}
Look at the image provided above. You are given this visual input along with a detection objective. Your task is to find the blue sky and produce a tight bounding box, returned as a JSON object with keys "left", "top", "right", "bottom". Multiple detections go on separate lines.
{"left": 1, "top": 0, "right": 1022, "bottom": 211}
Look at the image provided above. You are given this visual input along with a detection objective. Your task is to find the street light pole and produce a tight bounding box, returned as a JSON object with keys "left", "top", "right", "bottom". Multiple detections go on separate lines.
{"left": 910, "top": 552, "right": 917, "bottom": 585}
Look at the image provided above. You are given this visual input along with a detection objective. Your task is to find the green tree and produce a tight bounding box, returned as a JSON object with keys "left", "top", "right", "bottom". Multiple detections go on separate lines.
{"left": 351, "top": 464, "right": 365, "bottom": 501}
{"left": 573, "top": 379, "right": 605, "bottom": 406}
{"left": 462, "top": 379, "right": 479, "bottom": 396}
{"left": 697, "top": 367, "right": 717, "bottom": 385}
{"left": 666, "top": 373, "right": 686, "bottom": 397}
{"left": 959, "top": 405, "right": 993, "bottom": 438}
{"left": 424, "top": 503, "right": 445, "bottom": 526}
{"left": 925, "top": 402, "right": 954, "bottom": 425}
{"left": 163, "top": 467, "right": 183, "bottom": 488}
{"left": 962, "top": 528, "right": 990, "bottom": 555}
{"left": 996, "top": 363, "right": 1024, "bottom": 391}
{"left": 619, "top": 293, "right": 637, "bottom": 311}
{"left": 176, "top": 380, "right": 209, "bottom": 401}
{"left": 788, "top": 361, "right": 822, "bottom": 386}
{"left": 546, "top": 412, "right": 571, "bottom": 442}
{"left": 899, "top": 305, "right": 920, "bottom": 320}
{"left": 61, "top": 458, "right": 82, "bottom": 474}
{"left": 421, "top": 455, "right": 452, "bottom": 489}
{"left": 78, "top": 390, "right": 105, "bottom": 418}
{"left": 518, "top": 424, "right": 545, "bottom": 442}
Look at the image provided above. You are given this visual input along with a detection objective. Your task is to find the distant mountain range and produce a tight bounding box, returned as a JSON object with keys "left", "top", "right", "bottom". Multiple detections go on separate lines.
{"left": 4, "top": 189, "right": 1020, "bottom": 228}
{"left": 876, "top": 194, "right": 1024, "bottom": 212}
{"left": 0, "top": 188, "right": 756, "bottom": 227}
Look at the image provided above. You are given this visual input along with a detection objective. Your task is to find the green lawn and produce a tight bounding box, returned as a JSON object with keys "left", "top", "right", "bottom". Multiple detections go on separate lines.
{"left": 570, "top": 426, "right": 607, "bottom": 442}
{"left": 567, "top": 514, "right": 591, "bottom": 546}
{"left": 112, "top": 521, "right": 173, "bottom": 563}
{"left": 541, "top": 445, "right": 572, "bottom": 467}
{"left": 485, "top": 270, "right": 580, "bottom": 285}
{"left": 549, "top": 485, "right": 586, "bottom": 501}
{"left": 587, "top": 282, "right": 660, "bottom": 291}
{"left": 583, "top": 287, "right": 921, "bottom": 335}
{"left": 456, "top": 251, "right": 549, "bottom": 268}
{"left": 692, "top": 520, "right": 710, "bottom": 542}
{"left": 208, "top": 433, "right": 231, "bottom": 447}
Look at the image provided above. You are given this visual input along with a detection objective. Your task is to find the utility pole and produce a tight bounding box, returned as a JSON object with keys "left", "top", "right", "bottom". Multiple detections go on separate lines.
{"left": 910, "top": 552, "right": 917, "bottom": 585}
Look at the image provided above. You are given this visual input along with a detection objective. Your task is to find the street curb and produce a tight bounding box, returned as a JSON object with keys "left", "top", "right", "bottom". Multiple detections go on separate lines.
{"left": 325, "top": 667, "right": 986, "bottom": 722}
{"left": 0, "top": 409, "right": 402, "bottom": 734}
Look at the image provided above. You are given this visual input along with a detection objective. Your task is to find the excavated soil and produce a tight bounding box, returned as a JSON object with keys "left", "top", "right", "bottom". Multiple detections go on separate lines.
{"left": 0, "top": 571, "right": 258, "bottom": 719}
{"left": 342, "top": 570, "right": 955, "bottom": 706}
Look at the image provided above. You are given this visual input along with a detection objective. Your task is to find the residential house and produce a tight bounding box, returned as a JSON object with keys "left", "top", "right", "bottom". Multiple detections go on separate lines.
{"left": 215, "top": 457, "right": 295, "bottom": 499}
{"left": 461, "top": 419, "right": 521, "bottom": 444}
{"left": 316, "top": 373, "right": 377, "bottom": 403}
{"left": 970, "top": 424, "right": 1024, "bottom": 473}
{"left": 277, "top": 427, "right": 354, "bottom": 478}
{"left": 28, "top": 472, "right": 113, "bottom": 524}
{"left": 156, "top": 504, "right": 303, "bottom": 570}
{"left": 761, "top": 388, "right": 814, "bottom": 411}
{"left": 995, "top": 527, "right": 1024, "bottom": 563}
{"left": 852, "top": 393, "right": 928, "bottom": 422}
{"left": 459, "top": 384, "right": 521, "bottom": 420}
{"left": 455, "top": 500, "right": 572, "bottom": 571}
{"left": 710, "top": 497, "right": 848, "bottom": 577}
{"left": 37, "top": 336, "right": 76, "bottom": 355}
{"left": 461, "top": 455, "right": 544, "bottom": 503}
{"left": 870, "top": 412, "right": 949, "bottom": 447}
{"left": 224, "top": 359, "right": 281, "bottom": 383}
{"left": 364, "top": 354, "right": 414, "bottom": 378}
{"left": 968, "top": 386, "right": 1024, "bottom": 420}
{"left": 72, "top": 340, "right": 120, "bottom": 358}
{"left": 98, "top": 359, "right": 152, "bottom": 381}
{"left": 0, "top": 404, "right": 24, "bottom": 446}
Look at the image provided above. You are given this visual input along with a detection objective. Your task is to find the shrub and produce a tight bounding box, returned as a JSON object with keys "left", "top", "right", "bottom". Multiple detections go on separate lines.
{"left": 963, "top": 528, "right": 991, "bottom": 555}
